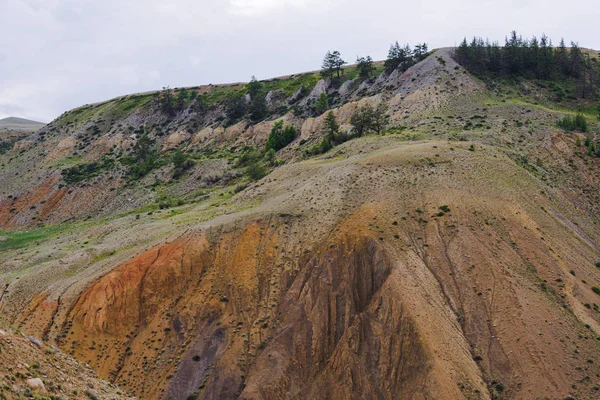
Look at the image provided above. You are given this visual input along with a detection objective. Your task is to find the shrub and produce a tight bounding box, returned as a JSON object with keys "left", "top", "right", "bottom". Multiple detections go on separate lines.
{"left": 234, "top": 183, "right": 248, "bottom": 193}
{"left": 557, "top": 114, "right": 588, "bottom": 132}
{"left": 350, "top": 103, "right": 389, "bottom": 136}
{"left": 226, "top": 95, "right": 248, "bottom": 122}
{"left": 592, "top": 287, "right": 600, "bottom": 296}
{"left": 155, "top": 191, "right": 185, "bottom": 209}
{"left": 237, "top": 147, "right": 262, "bottom": 167}
{"left": 61, "top": 157, "right": 114, "bottom": 184}
{"left": 246, "top": 162, "right": 266, "bottom": 181}
{"left": 264, "top": 148, "right": 276, "bottom": 165}
{"left": 265, "top": 121, "right": 297, "bottom": 151}
{"left": 306, "top": 138, "right": 332, "bottom": 155}
{"left": 172, "top": 149, "right": 194, "bottom": 179}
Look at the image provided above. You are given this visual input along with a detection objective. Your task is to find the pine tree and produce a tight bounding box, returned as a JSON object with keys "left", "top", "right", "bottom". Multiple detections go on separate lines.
{"left": 570, "top": 42, "right": 583, "bottom": 78}
{"left": 357, "top": 56, "right": 375, "bottom": 79}
{"left": 265, "top": 121, "right": 297, "bottom": 151}
{"left": 321, "top": 51, "right": 346, "bottom": 79}
{"left": 133, "top": 134, "right": 155, "bottom": 162}
{"left": 247, "top": 76, "right": 268, "bottom": 121}
{"left": 323, "top": 111, "right": 340, "bottom": 144}
{"left": 538, "top": 34, "right": 553, "bottom": 79}
{"left": 249, "top": 95, "right": 268, "bottom": 121}
{"left": 321, "top": 51, "right": 336, "bottom": 79}
{"left": 504, "top": 31, "right": 523, "bottom": 74}
{"left": 332, "top": 51, "right": 346, "bottom": 78}
{"left": 455, "top": 38, "right": 470, "bottom": 66}
{"left": 247, "top": 76, "right": 261, "bottom": 95}
{"left": 371, "top": 104, "right": 389, "bottom": 134}
{"left": 384, "top": 42, "right": 403, "bottom": 72}
{"left": 316, "top": 92, "right": 329, "bottom": 114}
{"left": 413, "top": 43, "right": 429, "bottom": 61}
{"left": 384, "top": 42, "right": 415, "bottom": 73}
{"left": 226, "top": 96, "right": 248, "bottom": 122}
{"left": 159, "top": 87, "right": 175, "bottom": 116}
{"left": 555, "top": 39, "right": 569, "bottom": 75}
{"left": 350, "top": 104, "right": 373, "bottom": 137}
{"left": 527, "top": 36, "right": 539, "bottom": 74}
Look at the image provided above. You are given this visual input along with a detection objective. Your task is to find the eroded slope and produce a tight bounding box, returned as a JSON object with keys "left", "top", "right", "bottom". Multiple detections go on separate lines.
{"left": 3, "top": 135, "right": 600, "bottom": 399}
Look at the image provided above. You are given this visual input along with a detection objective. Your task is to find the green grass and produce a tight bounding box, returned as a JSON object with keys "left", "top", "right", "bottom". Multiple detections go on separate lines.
{"left": 259, "top": 63, "right": 385, "bottom": 98}
{"left": 107, "top": 94, "right": 153, "bottom": 119}
{"left": 58, "top": 102, "right": 110, "bottom": 126}
{"left": 91, "top": 249, "right": 117, "bottom": 263}
{"left": 54, "top": 92, "right": 153, "bottom": 128}
{"left": 261, "top": 72, "right": 321, "bottom": 97}
{"left": 0, "top": 225, "right": 71, "bottom": 251}
{"left": 52, "top": 155, "right": 83, "bottom": 167}
{"left": 199, "top": 85, "right": 245, "bottom": 106}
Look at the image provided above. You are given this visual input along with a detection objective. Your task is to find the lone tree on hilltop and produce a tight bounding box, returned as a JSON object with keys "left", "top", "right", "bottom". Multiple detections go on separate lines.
{"left": 321, "top": 50, "right": 346, "bottom": 79}
{"left": 357, "top": 56, "right": 375, "bottom": 79}
{"left": 247, "top": 76, "right": 268, "bottom": 121}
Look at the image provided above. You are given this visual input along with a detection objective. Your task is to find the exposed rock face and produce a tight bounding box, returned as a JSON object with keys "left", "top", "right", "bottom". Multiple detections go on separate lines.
{"left": 301, "top": 79, "right": 329, "bottom": 106}
{"left": 265, "top": 89, "right": 286, "bottom": 109}
{"left": 47, "top": 137, "right": 77, "bottom": 161}
{"left": 338, "top": 78, "right": 355, "bottom": 97}
{"left": 163, "top": 131, "right": 188, "bottom": 150}
{"left": 285, "top": 86, "right": 305, "bottom": 105}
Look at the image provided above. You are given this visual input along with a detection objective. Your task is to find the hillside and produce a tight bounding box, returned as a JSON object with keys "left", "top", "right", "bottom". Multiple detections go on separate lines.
{"left": 1, "top": 43, "right": 600, "bottom": 400}
{"left": 0, "top": 326, "right": 134, "bottom": 399}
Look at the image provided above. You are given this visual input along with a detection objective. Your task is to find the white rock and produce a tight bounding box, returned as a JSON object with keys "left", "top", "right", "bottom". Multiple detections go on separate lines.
{"left": 26, "top": 378, "right": 46, "bottom": 392}
{"left": 29, "top": 336, "right": 43, "bottom": 348}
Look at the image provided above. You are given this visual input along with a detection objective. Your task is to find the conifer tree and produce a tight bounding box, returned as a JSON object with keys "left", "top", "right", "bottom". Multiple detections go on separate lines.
{"left": 357, "top": 56, "right": 375, "bottom": 79}
{"left": 323, "top": 111, "right": 340, "bottom": 144}
{"left": 316, "top": 92, "right": 329, "bottom": 114}
{"left": 321, "top": 51, "right": 346, "bottom": 79}
{"left": 247, "top": 76, "right": 268, "bottom": 121}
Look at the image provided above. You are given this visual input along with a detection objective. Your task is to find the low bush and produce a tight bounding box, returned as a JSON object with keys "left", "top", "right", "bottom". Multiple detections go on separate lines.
{"left": 558, "top": 113, "right": 588, "bottom": 132}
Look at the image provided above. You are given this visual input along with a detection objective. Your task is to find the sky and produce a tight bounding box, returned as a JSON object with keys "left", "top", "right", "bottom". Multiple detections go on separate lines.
{"left": 1, "top": 0, "right": 599, "bottom": 123}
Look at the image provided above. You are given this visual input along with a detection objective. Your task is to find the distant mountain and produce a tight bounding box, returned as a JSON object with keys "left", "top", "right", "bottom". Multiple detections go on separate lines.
{"left": 0, "top": 116, "right": 45, "bottom": 133}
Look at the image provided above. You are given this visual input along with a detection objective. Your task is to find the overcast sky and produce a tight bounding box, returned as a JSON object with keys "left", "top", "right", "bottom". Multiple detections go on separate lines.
{"left": 2, "top": 0, "right": 598, "bottom": 123}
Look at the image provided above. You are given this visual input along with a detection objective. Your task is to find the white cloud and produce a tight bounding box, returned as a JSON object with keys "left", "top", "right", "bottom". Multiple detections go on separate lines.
{"left": 227, "top": 0, "right": 334, "bottom": 16}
